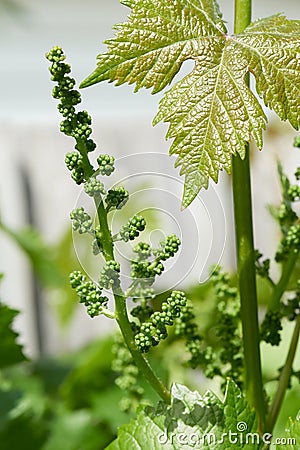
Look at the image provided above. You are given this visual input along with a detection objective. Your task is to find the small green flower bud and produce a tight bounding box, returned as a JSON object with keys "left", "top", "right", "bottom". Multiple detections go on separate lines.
{"left": 71, "top": 167, "right": 84, "bottom": 185}
{"left": 84, "top": 177, "right": 105, "bottom": 197}
{"left": 133, "top": 242, "right": 151, "bottom": 260}
{"left": 288, "top": 184, "right": 300, "bottom": 202}
{"left": 105, "top": 186, "right": 129, "bottom": 211}
{"left": 119, "top": 215, "right": 146, "bottom": 242}
{"left": 46, "top": 46, "right": 65, "bottom": 63}
{"left": 98, "top": 260, "right": 120, "bottom": 290}
{"left": 65, "top": 152, "right": 83, "bottom": 171}
{"left": 154, "top": 234, "right": 181, "bottom": 261}
{"left": 70, "top": 207, "right": 93, "bottom": 234}
{"left": 85, "top": 139, "right": 97, "bottom": 153}
{"left": 97, "top": 154, "right": 115, "bottom": 176}
{"left": 69, "top": 270, "right": 86, "bottom": 288}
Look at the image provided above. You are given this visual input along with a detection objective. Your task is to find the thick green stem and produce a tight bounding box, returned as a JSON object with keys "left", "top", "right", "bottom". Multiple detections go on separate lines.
{"left": 96, "top": 200, "right": 114, "bottom": 261}
{"left": 268, "top": 314, "right": 300, "bottom": 431}
{"left": 234, "top": 0, "right": 251, "bottom": 29}
{"left": 233, "top": 0, "right": 266, "bottom": 431}
{"left": 76, "top": 138, "right": 94, "bottom": 178}
{"left": 232, "top": 151, "right": 266, "bottom": 431}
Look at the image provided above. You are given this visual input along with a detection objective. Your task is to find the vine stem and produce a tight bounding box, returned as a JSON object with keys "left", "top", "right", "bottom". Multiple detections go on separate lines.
{"left": 233, "top": 0, "right": 266, "bottom": 432}
{"left": 97, "top": 219, "right": 171, "bottom": 403}
{"left": 113, "top": 291, "right": 171, "bottom": 404}
{"left": 269, "top": 251, "right": 299, "bottom": 311}
{"left": 268, "top": 314, "right": 300, "bottom": 431}
{"left": 96, "top": 200, "right": 171, "bottom": 404}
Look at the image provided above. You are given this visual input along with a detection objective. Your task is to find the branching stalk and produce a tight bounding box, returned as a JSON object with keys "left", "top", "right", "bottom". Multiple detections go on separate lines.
{"left": 270, "top": 252, "right": 299, "bottom": 311}
{"left": 268, "top": 314, "right": 300, "bottom": 431}
{"left": 99, "top": 217, "right": 171, "bottom": 404}
{"left": 232, "top": 0, "right": 266, "bottom": 432}
{"left": 79, "top": 142, "right": 171, "bottom": 404}
{"left": 113, "top": 291, "right": 171, "bottom": 404}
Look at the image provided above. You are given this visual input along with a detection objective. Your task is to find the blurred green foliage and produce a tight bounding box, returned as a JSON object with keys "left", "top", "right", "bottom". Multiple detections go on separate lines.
{"left": 0, "top": 317, "right": 171, "bottom": 448}
{"left": 0, "top": 298, "right": 298, "bottom": 449}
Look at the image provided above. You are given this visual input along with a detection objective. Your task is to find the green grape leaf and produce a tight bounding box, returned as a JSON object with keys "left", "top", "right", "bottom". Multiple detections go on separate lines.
{"left": 0, "top": 302, "right": 27, "bottom": 368}
{"left": 105, "top": 379, "right": 259, "bottom": 449}
{"left": 276, "top": 411, "right": 300, "bottom": 449}
{"left": 81, "top": 1, "right": 300, "bottom": 207}
{"left": 80, "top": 0, "right": 226, "bottom": 93}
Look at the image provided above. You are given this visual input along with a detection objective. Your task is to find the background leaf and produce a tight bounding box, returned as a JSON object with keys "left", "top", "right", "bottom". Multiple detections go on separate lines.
{"left": 0, "top": 302, "right": 27, "bottom": 368}
{"left": 0, "top": 222, "right": 64, "bottom": 289}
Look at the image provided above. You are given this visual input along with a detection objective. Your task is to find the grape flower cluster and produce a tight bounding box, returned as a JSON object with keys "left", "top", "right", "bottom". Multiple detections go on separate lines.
{"left": 258, "top": 155, "right": 300, "bottom": 346}
{"left": 171, "top": 267, "right": 243, "bottom": 388}
{"left": 105, "top": 187, "right": 129, "bottom": 211}
{"left": 133, "top": 291, "right": 187, "bottom": 353}
{"left": 260, "top": 310, "right": 283, "bottom": 346}
{"left": 46, "top": 47, "right": 95, "bottom": 183}
{"left": 98, "top": 261, "right": 120, "bottom": 290}
{"left": 204, "top": 269, "right": 243, "bottom": 385}
{"left": 46, "top": 46, "right": 129, "bottom": 212}
{"left": 70, "top": 207, "right": 93, "bottom": 234}
{"left": 130, "top": 235, "right": 180, "bottom": 284}
{"left": 118, "top": 215, "right": 146, "bottom": 242}
{"left": 112, "top": 334, "right": 144, "bottom": 412}
{"left": 274, "top": 161, "right": 300, "bottom": 262}
{"left": 84, "top": 177, "right": 105, "bottom": 197}
{"left": 97, "top": 154, "right": 115, "bottom": 176}
{"left": 69, "top": 270, "right": 109, "bottom": 318}
{"left": 47, "top": 46, "right": 192, "bottom": 407}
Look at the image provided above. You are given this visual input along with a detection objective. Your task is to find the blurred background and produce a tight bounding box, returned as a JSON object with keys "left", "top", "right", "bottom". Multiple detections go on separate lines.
{"left": 0, "top": 1, "right": 299, "bottom": 446}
